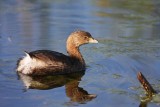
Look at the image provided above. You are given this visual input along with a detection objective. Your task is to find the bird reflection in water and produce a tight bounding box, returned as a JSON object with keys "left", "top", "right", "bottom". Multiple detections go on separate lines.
{"left": 17, "top": 72, "right": 97, "bottom": 104}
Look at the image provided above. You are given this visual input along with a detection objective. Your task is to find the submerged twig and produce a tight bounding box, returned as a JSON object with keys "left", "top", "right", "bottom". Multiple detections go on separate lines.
{"left": 139, "top": 101, "right": 147, "bottom": 107}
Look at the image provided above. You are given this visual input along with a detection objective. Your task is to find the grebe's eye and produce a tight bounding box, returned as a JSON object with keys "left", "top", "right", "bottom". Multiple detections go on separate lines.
{"left": 84, "top": 36, "right": 88, "bottom": 40}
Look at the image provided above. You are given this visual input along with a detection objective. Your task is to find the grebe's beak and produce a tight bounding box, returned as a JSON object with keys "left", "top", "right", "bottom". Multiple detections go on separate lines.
{"left": 89, "top": 38, "right": 98, "bottom": 43}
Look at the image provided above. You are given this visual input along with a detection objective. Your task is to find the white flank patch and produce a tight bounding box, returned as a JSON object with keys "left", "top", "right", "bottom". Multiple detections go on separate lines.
{"left": 17, "top": 52, "right": 48, "bottom": 75}
{"left": 17, "top": 54, "right": 33, "bottom": 74}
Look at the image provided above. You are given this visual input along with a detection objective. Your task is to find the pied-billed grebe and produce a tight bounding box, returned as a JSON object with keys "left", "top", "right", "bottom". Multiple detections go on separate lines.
{"left": 17, "top": 30, "right": 98, "bottom": 75}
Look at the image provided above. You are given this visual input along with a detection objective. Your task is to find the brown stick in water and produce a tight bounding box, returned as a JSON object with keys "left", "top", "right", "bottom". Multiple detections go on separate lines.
{"left": 137, "top": 72, "right": 156, "bottom": 96}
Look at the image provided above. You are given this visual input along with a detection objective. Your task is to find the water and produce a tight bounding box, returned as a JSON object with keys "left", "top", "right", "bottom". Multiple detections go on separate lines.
{"left": 0, "top": 0, "right": 160, "bottom": 107}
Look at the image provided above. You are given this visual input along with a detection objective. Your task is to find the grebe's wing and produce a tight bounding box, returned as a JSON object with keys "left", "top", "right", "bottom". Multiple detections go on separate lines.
{"left": 27, "top": 50, "right": 71, "bottom": 65}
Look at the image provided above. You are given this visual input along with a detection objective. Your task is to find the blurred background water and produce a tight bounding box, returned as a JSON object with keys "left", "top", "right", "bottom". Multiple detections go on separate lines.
{"left": 0, "top": 0, "right": 160, "bottom": 107}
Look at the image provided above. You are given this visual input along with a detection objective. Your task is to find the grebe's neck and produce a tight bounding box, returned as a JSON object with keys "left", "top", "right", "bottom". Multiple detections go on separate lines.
{"left": 67, "top": 44, "right": 85, "bottom": 64}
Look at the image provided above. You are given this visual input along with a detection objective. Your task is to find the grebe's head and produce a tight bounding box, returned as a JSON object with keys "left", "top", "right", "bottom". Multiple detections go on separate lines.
{"left": 67, "top": 30, "right": 98, "bottom": 48}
